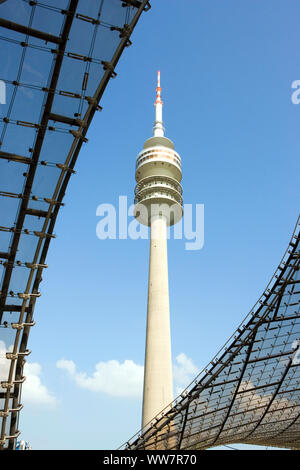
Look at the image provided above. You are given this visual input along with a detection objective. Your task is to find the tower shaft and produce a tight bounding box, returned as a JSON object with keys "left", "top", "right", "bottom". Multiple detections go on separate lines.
{"left": 142, "top": 215, "right": 173, "bottom": 429}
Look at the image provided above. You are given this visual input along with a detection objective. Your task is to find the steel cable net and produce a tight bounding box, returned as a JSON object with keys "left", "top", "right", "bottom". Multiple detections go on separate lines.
{"left": 0, "top": 0, "right": 150, "bottom": 450}
{"left": 124, "top": 216, "right": 300, "bottom": 450}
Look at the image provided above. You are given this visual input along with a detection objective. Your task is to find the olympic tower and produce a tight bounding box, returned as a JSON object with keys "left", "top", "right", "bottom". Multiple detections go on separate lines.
{"left": 134, "top": 72, "right": 183, "bottom": 428}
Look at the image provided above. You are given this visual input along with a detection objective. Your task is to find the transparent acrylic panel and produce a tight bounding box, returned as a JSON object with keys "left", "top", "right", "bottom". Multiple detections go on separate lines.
{"left": 9, "top": 87, "right": 45, "bottom": 125}
{"left": 0, "top": 41, "right": 23, "bottom": 85}
{"left": 0, "top": 197, "right": 20, "bottom": 228}
{"left": 1, "top": 310, "right": 20, "bottom": 326}
{"left": 101, "top": 0, "right": 129, "bottom": 27}
{"left": 1, "top": 123, "right": 37, "bottom": 156}
{"left": 31, "top": 4, "right": 65, "bottom": 37}
{"left": 13, "top": 233, "right": 38, "bottom": 271}
{"left": 5, "top": 266, "right": 29, "bottom": 294}
{"left": 23, "top": 213, "right": 47, "bottom": 235}
{"left": 55, "top": 55, "right": 90, "bottom": 98}
{"left": 51, "top": 93, "right": 82, "bottom": 119}
{"left": 77, "top": 0, "right": 103, "bottom": 19}
{"left": 0, "top": 231, "right": 11, "bottom": 254}
{"left": 38, "top": 130, "right": 75, "bottom": 165}
{"left": 0, "top": 327, "right": 15, "bottom": 362}
{"left": 92, "top": 25, "right": 121, "bottom": 63}
{"left": 0, "top": 160, "right": 28, "bottom": 194}
{"left": 27, "top": 196, "right": 50, "bottom": 213}
{"left": 0, "top": 0, "right": 32, "bottom": 25}
{"left": 67, "top": 17, "right": 96, "bottom": 58}
{"left": 31, "top": 161, "right": 66, "bottom": 199}
{"left": 20, "top": 47, "right": 54, "bottom": 89}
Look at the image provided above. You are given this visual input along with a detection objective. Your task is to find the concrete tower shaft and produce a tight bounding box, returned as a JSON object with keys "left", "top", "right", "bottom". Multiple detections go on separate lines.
{"left": 134, "top": 72, "right": 183, "bottom": 430}
{"left": 142, "top": 215, "right": 173, "bottom": 428}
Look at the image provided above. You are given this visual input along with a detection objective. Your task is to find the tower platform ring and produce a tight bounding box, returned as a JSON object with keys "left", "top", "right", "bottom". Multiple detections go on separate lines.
{"left": 134, "top": 197, "right": 183, "bottom": 227}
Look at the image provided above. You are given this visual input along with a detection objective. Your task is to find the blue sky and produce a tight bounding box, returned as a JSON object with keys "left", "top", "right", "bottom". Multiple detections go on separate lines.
{"left": 2, "top": 0, "right": 299, "bottom": 449}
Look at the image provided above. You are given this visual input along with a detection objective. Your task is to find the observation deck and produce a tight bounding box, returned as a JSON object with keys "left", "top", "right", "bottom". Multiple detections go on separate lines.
{"left": 134, "top": 80, "right": 183, "bottom": 227}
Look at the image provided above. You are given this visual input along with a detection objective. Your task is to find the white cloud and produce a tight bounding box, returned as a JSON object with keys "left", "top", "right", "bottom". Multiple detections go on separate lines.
{"left": 56, "top": 353, "right": 200, "bottom": 400}
{"left": 22, "top": 362, "right": 57, "bottom": 406}
{"left": 173, "top": 353, "right": 199, "bottom": 386}
{"left": 57, "top": 358, "right": 144, "bottom": 398}
{"left": 0, "top": 340, "right": 56, "bottom": 406}
{"left": 173, "top": 353, "right": 199, "bottom": 396}
{"left": 56, "top": 359, "right": 76, "bottom": 376}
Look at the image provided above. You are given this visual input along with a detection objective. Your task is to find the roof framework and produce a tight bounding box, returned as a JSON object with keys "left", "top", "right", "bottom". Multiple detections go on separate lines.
{"left": 0, "top": 0, "right": 150, "bottom": 450}
{"left": 124, "top": 216, "right": 300, "bottom": 450}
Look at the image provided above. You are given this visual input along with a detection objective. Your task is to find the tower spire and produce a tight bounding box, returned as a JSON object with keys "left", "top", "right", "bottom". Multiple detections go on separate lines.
{"left": 153, "top": 70, "right": 164, "bottom": 137}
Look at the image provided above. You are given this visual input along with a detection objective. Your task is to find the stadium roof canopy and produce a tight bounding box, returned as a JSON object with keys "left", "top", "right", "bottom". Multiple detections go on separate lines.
{"left": 0, "top": 0, "right": 150, "bottom": 450}
{"left": 123, "top": 217, "right": 300, "bottom": 450}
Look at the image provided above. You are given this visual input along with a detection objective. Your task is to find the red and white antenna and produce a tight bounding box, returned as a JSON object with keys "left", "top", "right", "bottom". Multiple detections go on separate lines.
{"left": 153, "top": 70, "right": 164, "bottom": 137}
{"left": 155, "top": 70, "right": 163, "bottom": 106}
